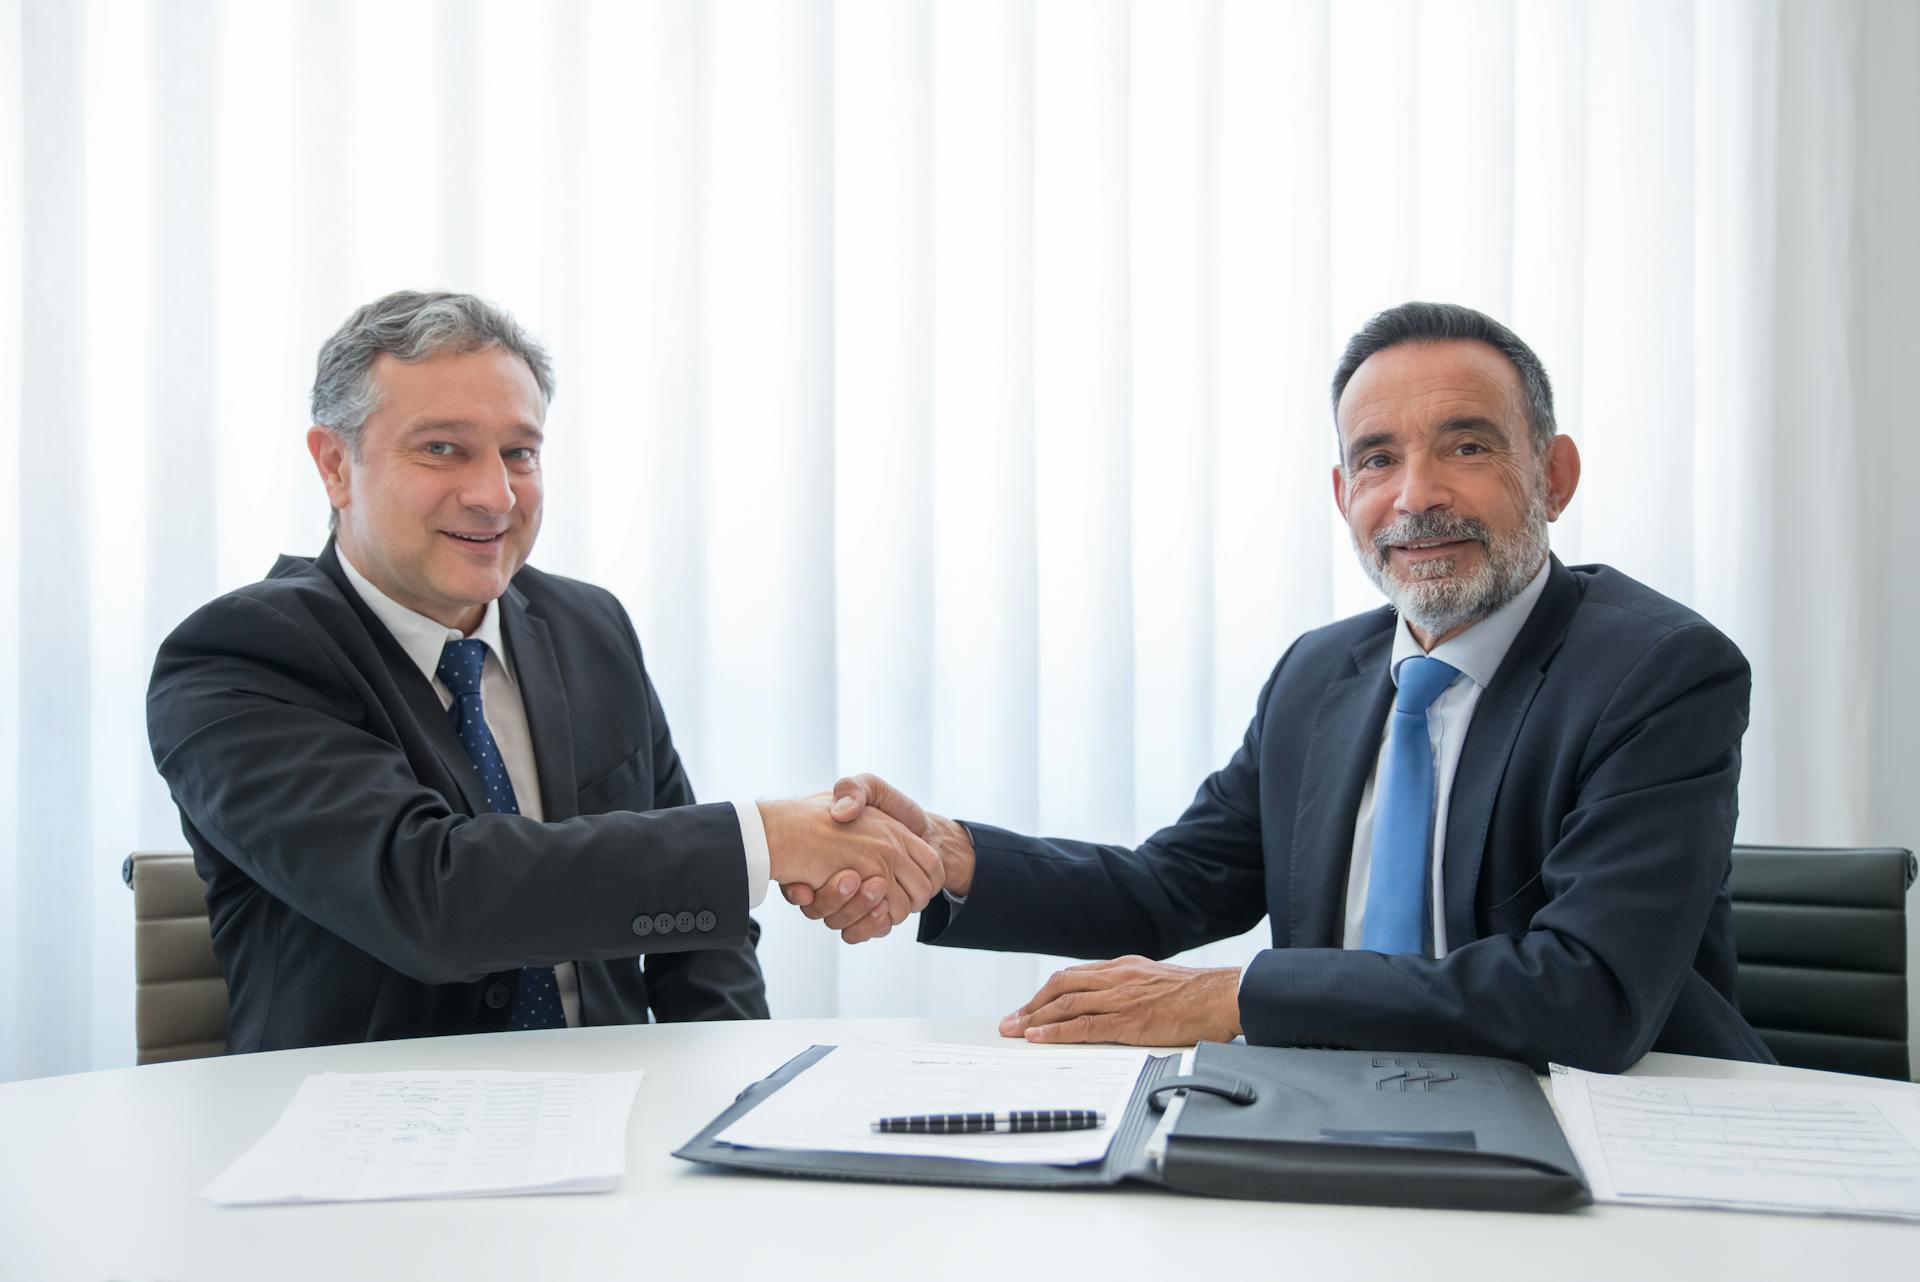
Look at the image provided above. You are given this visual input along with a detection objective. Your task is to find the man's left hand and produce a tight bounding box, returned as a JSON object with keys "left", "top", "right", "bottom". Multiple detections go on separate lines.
{"left": 1000, "top": 957, "right": 1245, "bottom": 1046}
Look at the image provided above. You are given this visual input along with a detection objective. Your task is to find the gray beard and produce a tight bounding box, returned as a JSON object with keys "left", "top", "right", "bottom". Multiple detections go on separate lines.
{"left": 1353, "top": 481, "right": 1550, "bottom": 639}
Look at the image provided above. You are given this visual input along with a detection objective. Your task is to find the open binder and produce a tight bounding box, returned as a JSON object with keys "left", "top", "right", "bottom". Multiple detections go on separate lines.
{"left": 674, "top": 1041, "right": 1591, "bottom": 1212}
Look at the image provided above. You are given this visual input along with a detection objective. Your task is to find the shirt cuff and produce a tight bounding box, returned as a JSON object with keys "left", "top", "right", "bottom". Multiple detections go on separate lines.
{"left": 941, "top": 821, "right": 975, "bottom": 911}
{"left": 732, "top": 799, "right": 772, "bottom": 909}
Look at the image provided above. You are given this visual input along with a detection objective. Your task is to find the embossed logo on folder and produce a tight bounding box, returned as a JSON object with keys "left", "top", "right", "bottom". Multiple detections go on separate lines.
{"left": 1365, "top": 1056, "right": 1510, "bottom": 1092}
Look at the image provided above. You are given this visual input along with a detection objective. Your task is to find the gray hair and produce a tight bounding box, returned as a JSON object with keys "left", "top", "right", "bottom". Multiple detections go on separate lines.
{"left": 310, "top": 290, "right": 556, "bottom": 455}
{"left": 1330, "top": 301, "right": 1556, "bottom": 456}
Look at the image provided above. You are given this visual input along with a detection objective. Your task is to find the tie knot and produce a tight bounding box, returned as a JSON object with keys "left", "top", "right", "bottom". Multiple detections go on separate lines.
{"left": 436, "top": 638, "right": 488, "bottom": 698}
{"left": 1394, "top": 655, "right": 1459, "bottom": 714}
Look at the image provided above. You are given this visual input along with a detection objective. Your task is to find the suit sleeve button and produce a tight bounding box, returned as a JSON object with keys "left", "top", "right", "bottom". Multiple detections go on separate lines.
{"left": 654, "top": 912, "right": 676, "bottom": 936}
{"left": 632, "top": 914, "right": 654, "bottom": 937}
{"left": 483, "top": 980, "right": 512, "bottom": 1009}
{"left": 675, "top": 910, "right": 696, "bottom": 933}
{"left": 695, "top": 910, "right": 716, "bottom": 932}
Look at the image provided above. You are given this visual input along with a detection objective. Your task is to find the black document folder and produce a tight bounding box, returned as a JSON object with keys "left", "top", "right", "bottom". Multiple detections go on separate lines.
{"left": 674, "top": 1041, "right": 1591, "bottom": 1211}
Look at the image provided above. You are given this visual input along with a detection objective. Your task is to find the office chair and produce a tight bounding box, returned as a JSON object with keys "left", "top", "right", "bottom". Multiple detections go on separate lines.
{"left": 1730, "top": 843, "right": 1916, "bottom": 1081}
{"left": 122, "top": 851, "right": 229, "bottom": 1065}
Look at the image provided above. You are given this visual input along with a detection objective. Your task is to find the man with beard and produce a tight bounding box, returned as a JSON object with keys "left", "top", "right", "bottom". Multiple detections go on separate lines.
{"left": 804, "top": 301, "right": 1774, "bottom": 1072}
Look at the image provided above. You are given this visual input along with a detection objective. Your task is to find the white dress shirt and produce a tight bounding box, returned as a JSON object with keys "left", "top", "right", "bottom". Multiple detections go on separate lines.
{"left": 337, "top": 551, "right": 771, "bottom": 1027}
{"left": 1340, "top": 558, "right": 1552, "bottom": 956}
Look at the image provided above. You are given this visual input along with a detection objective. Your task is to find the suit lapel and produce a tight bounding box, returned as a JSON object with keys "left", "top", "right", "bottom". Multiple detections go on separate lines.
{"left": 313, "top": 541, "right": 492, "bottom": 816}
{"left": 499, "top": 585, "right": 579, "bottom": 823}
{"left": 1287, "top": 627, "right": 1395, "bottom": 947}
{"left": 1440, "top": 557, "right": 1580, "bottom": 944}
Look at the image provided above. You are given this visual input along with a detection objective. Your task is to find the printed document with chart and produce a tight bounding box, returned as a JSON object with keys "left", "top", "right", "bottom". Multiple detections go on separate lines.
{"left": 1550, "top": 1066, "right": 1920, "bottom": 1219}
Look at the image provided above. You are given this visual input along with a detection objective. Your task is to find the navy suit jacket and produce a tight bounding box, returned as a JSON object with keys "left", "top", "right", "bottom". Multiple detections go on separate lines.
{"left": 919, "top": 558, "right": 1773, "bottom": 1071}
{"left": 148, "top": 541, "right": 768, "bottom": 1052}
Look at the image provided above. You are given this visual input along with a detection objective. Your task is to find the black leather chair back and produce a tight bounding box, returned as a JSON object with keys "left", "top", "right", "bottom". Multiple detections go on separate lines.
{"left": 1730, "top": 844, "right": 1915, "bottom": 1081}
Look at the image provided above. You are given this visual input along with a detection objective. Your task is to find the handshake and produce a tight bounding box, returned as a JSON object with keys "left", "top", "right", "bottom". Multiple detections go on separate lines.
{"left": 757, "top": 774, "right": 1246, "bottom": 1046}
{"left": 758, "top": 775, "right": 976, "bottom": 944}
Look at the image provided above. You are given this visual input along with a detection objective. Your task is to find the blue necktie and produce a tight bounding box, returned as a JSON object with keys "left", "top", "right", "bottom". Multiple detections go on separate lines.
{"left": 436, "top": 638, "right": 565, "bottom": 1031}
{"left": 1361, "top": 655, "right": 1460, "bottom": 955}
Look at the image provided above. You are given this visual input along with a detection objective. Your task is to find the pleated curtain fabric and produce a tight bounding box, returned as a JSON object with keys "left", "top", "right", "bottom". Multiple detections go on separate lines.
{"left": 0, "top": 0, "right": 1914, "bottom": 1081}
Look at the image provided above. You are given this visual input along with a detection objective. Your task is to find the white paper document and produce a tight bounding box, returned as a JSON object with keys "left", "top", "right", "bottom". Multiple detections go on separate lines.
{"left": 716, "top": 1039, "right": 1150, "bottom": 1166}
{"left": 204, "top": 1070, "right": 644, "bottom": 1206}
{"left": 1550, "top": 1065, "right": 1920, "bottom": 1220}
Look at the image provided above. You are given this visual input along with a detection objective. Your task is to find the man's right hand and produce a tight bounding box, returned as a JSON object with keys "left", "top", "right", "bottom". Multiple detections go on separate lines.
{"left": 758, "top": 794, "right": 943, "bottom": 929}
{"left": 783, "top": 774, "right": 976, "bottom": 943}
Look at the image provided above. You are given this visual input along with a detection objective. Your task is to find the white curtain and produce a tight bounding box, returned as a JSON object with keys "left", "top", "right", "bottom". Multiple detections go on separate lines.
{"left": 3, "top": 0, "right": 1915, "bottom": 1083}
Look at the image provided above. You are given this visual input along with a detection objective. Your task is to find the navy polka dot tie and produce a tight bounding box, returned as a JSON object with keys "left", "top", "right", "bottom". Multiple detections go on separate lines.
{"left": 437, "top": 638, "right": 565, "bottom": 1032}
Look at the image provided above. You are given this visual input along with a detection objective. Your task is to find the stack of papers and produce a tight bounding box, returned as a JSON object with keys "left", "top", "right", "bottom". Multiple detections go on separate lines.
{"left": 715, "top": 1039, "right": 1149, "bottom": 1166}
{"left": 204, "top": 1070, "right": 644, "bottom": 1206}
{"left": 1550, "top": 1066, "right": 1920, "bottom": 1220}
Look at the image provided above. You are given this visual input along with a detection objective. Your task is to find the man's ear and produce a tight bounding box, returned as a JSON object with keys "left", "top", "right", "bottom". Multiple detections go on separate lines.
{"left": 1543, "top": 434, "right": 1581, "bottom": 521}
{"left": 307, "top": 426, "right": 353, "bottom": 512}
{"left": 1331, "top": 463, "right": 1349, "bottom": 522}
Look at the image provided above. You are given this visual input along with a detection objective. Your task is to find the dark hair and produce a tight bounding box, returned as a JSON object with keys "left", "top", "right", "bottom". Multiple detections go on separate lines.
{"left": 1330, "top": 301, "right": 1556, "bottom": 454}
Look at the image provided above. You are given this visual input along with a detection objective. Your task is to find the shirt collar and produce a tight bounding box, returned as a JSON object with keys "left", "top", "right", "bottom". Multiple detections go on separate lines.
{"left": 1389, "top": 555, "right": 1553, "bottom": 691}
{"left": 335, "top": 546, "right": 516, "bottom": 688}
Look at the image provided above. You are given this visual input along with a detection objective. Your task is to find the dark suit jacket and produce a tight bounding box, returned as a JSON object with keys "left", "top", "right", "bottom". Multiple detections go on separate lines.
{"left": 147, "top": 541, "right": 768, "bottom": 1052}
{"left": 919, "top": 558, "right": 1773, "bottom": 1071}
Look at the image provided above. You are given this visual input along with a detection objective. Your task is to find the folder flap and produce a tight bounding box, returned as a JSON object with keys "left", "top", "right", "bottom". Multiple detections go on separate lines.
{"left": 1174, "top": 1044, "right": 1564, "bottom": 1161}
{"left": 1153, "top": 1043, "right": 1590, "bottom": 1211}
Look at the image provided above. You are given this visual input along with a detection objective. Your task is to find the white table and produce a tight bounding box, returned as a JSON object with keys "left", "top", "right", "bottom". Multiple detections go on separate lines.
{"left": 1, "top": 1017, "right": 1911, "bottom": 1280}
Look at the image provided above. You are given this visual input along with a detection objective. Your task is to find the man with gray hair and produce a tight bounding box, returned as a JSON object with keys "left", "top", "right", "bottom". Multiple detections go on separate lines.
{"left": 818, "top": 301, "right": 1775, "bottom": 1072}
{"left": 148, "top": 289, "right": 940, "bottom": 1051}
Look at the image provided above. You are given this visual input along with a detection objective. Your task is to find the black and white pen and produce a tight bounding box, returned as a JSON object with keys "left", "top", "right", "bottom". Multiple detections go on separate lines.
{"left": 871, "top": 1109, "right": 1107, "bottom": 1134}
